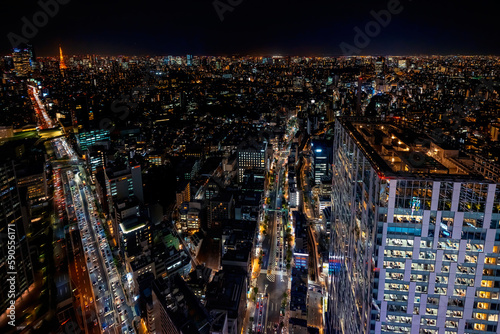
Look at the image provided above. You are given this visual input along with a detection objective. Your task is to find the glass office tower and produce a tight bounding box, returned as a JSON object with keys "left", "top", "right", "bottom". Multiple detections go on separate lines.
{"left": 327, "top": 118, "right": 500, "bottom": 334}
{"left": 0, "top": 161, "right": 34, "bottom": 313}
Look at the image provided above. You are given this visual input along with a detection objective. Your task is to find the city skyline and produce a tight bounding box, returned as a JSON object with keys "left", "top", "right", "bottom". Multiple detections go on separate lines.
{"left": 1, "top": 2, "right": 500, "bottom": 333}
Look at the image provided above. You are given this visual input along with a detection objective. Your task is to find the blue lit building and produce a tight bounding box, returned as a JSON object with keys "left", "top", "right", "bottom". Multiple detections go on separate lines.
{"left": 77, "top": 129, "right": 110, "bottom": 151}
{"left": 311, "top": 139, "right": 332, "bottom": 185}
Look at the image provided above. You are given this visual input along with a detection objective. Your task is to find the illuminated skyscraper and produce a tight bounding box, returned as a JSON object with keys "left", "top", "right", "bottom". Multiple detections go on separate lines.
{"left": 104, "top": 164, "right": 144, "bottom": 210}
{"left": 328, "top": 118, "right": 500, "bottom": 334}
{"left": 12, "top": 45, "right": 34, "bottom": 77}
{"left": 0, "top": 160, "right": 34, "bottom": 314}
{"left": 311, "top": 139, "right": 332, "bottom": 185}
{"left": 375, "top": 56, "right": 385, "bottom": 77}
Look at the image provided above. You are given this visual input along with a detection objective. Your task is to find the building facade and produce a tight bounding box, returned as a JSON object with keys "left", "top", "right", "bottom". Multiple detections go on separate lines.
{"left": 328, "top": 118, "right": 500, "bottom": 334}
{"left": 237, "top": 141, "right": 267, "bottom": 183}
{"left": 311, "top": 139, "right": 332, "bottom": 185}
{"left": 77, "top": 129, "right": 110, "bottom": 151}
{"left": 105, "top": 165, "right": 144, "bottom": 210}
{"left": 0, "top": 161, "right": 34, "bottom": 313}
{"left": 12, "top": 45, "right": 34, "bottom": 77}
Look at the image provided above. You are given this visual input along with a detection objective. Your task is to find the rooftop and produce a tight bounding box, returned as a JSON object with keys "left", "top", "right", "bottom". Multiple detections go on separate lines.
{"left": 153, "top": 274, "right": 211, "bottom": 334}
{"left": 338, "top": 117, "right": 494, "bottom": 182}
{"left": 205, "top": 267, "right": 246, "bottom": 317}
{"left": 120, "top": 215, "right": 148, "bottom": 234}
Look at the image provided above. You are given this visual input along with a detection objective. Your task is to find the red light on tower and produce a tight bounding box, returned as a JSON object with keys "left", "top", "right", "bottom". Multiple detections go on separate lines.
{"left": 59, "top": 46, "right": 67, "bottom": 70}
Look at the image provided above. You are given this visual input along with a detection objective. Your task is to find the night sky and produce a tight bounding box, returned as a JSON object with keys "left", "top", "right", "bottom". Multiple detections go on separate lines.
{"left": 0, "top": 0, "right": 497, "bottom": 57}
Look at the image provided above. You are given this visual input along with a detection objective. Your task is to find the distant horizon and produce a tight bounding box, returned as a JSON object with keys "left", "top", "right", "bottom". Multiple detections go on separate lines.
{"left": 5, "top": 50, "right": 500, "bottom": 58}
{"left": 2, "top": 0, "right": 499, "bottom": 59}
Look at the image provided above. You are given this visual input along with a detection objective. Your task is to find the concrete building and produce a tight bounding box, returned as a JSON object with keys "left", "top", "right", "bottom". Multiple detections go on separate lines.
{"left": 126, "top": 255, "right": 156, "bottom": 295}
{"left": 208, "top": 193, "right": 234, "bottom": 229}
{"left": 237, "top": 140, "right": 267, "bottom": 183}
{"left": 176, "top": 181, "right": 191, "bottom": 208}
{"left": 327, "top": 117, "right": 500, "bottom": 334}
{"left": 154, "top": 243, "right": 192, "bottom": 279}
{"left": 113, "top": 197, "right": 151, "bottom": 256}
{"left": 206, "top": 267, "right": 247, "bottom": 334}
{"left": 12, "top": 45, "right": 34, "bottom": 77}
{"left": 104, "top": 164, "right": 144, "bottom": 211}
{"left": 311, "top": 139, "right": 332, "bottom": 185}
{"left": 0, "top": 126, "right": 14, "bottom": 139}
{"left": 151, "top": 274, "right": 211, "bottom": 334}
{"left": 16, "top": 161, "right": 48, "bottom": 202}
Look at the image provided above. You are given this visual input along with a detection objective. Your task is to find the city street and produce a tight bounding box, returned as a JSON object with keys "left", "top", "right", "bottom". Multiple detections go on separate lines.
{"left": 252, "top": 297, "right": 267, "bottom": 333}
{"left": 28, "top": 85, "right": 56, "bottom": 130}
{"left": 64, "top": 155, "right": 135, "bottom": 334}
{"left": 32, "top": 85, "right": 135, "bottom": 333}
{"left": 247, "top": 118, "right": 297, "bottom": 334}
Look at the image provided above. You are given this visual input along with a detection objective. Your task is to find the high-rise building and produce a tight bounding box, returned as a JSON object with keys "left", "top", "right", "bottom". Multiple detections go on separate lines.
{"left": 311, "top": 139, "right": 332, "bottom": 185}
{"left": 175, "top": 181, "right": 190, "bottom": 207}
{"left": 375, "top": 56, "right": 385, "bottom": 77}
{"left": 85, "top": 146, "right": 107, "bottom": 184}
{"left": 293, "top": 211, "right": 308, "bottom": 269}
{"left": 205, "top": 266, "right": 247, "bottom": 334}
{"left": 16, "top": 161, "right": 48, "bottom": 201}
{"left": 12, "top": 45, "right": 34, "bottom": 77}
{"left": 104, "top": 164, "right": 144, "bottom": 211}
{"left": 77, "top": 129, "right": 110, "bottom": 151}
{"left": 237, "top": 141, "right": 267, "bottom": 183}
{"left": 208, "top": 193, "right": 234, "bottom": 229}
{"left": 398, "top": 58, "right": 407, "bottom": 70}
{"left": 178, "top": 201, "right": 201, "bottom": 232}
{"left": 0, "top": 160, "right": 34, "bottom": 313}
{"left": 327, "top": 118, "right": 500, "bottom": 334}
{"left": 113, "top": 197, "right": 151, "bottom": 257}
{"left": 151, "top": 274, "right": 211, "bottom": 334}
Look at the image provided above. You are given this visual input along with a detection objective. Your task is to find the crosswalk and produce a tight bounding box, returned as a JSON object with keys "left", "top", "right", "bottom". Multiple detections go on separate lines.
{"left": 267, "top": 273, "right": 275, "bottom": 282}
{"left": 261, "top": 269, "right": 286, "bottom": 276}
